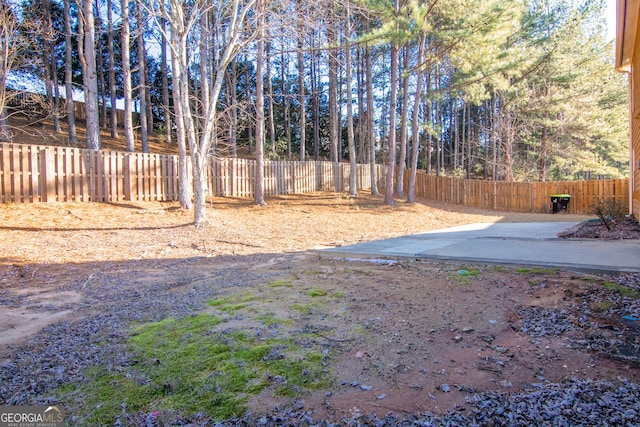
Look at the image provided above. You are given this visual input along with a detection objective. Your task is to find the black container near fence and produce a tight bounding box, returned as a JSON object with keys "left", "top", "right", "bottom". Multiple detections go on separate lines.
{"left": 550, "top": 194, "right": 570, "bottom": 213}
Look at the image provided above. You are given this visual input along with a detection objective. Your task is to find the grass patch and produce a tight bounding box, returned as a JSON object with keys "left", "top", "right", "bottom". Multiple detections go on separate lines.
{"left": 219, "top": 303, "right": 249, "bottom": 313}
{"left": 56, "top": 314, "right": 331, "bottom": 424}
{"left": 208, "top": 293, "right": 259, "bottom": 313}
{"left": 268, "top": 280, "right": 294, "bottom": 288}
{"left": 291, "top": 302, "right": 324, "bottom": 315}
{"left": 306, "top": 288, "right": 328, "bottom": 297}
{"left": 255, "top": 313, "right": 292, "bottom": 326}
{"left": 602, "top": 282, "right": 640, "bottom": 298}
{"left": 590, "top": 301, "right": 616, "bottom": 313}
{"left": 454, "top": 268, "right": 480, "bottom": 284}
{"left": 515, "top": 267, "right": 560, "bottom": 275}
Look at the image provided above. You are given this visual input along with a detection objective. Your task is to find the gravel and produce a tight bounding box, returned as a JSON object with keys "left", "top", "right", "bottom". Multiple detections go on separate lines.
{"left": 0, "top": 261, "right": 272, "bottom": 407}
{"left": 2, "top": 263, "right": 640, "bottom": 426}
{"left": 118, "top": 378, "right": 640, "bottom": 426}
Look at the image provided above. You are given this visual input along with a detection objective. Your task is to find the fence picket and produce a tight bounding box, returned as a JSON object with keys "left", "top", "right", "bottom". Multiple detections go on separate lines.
{"left": 0, "top": 142, "right": 630, "bottom": 213}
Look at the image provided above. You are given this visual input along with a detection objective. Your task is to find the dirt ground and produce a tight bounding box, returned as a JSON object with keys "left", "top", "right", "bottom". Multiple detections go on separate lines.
{"left": 1, "top": 193, "right": 638, "bottom": 421}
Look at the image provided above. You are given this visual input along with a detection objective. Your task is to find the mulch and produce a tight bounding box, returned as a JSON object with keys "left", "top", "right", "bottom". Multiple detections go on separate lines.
{"left": 567, "top": 216, "right": 640, "bottom": 240}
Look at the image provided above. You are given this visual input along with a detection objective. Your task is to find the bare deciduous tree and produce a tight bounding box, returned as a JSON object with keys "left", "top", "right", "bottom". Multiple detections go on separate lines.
{"left": 121, "top": 0, "right": 134, "bottom": 152}
{"left": 77, "top": 0, "right": 101, "bottom": 150}
{"left": 149, "top": 0, "right": 257, "bottom": 226}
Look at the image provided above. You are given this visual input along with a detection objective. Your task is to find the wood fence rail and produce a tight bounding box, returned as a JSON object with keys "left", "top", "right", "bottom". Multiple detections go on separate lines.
{"left": 0, "top": 142, "right": 380, "bottom": 203}
{"left": 0, "top": 142, "right": 629, "bottom": 214}
{"left": 403, "top": 171, "right": 629, "bottom": 214}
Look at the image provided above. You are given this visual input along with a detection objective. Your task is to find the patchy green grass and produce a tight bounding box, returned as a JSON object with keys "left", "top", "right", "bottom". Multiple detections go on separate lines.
{"left": 255, "top": 313, "right": 292, "bottom": 327}
{"left": 590, "top": 301, "right": 616, "bottom": 313}
{"left": 515, "top": 267, "right": 560, "bottom": 275}
{"left": 56, "top": 314, "right": 331, "bottom": 424}
{"left": 291, "top": 301, "right": 325, "bottom": 315}
{"left": 603, "top": 282, "right": 640, "bottom": 299}
{"left": 268, "top": 280, "right": 294, "bottom": 288}
{"left": 208, "top": 293, "right": 260, "bottom": 313}
{"left": 454, "top": 268, "right": 480, "bottom": 284}
{"left": 306, "top": 288, "right": 329, "bottom": 297}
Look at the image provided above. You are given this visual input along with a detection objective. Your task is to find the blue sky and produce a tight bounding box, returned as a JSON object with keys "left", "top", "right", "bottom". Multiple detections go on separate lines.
{"left": 606, "top": 0, "right": 616, "bottom": 41}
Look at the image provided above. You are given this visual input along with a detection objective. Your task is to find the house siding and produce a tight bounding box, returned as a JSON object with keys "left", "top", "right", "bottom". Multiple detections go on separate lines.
{"left": 633, "top": 24, "right": 640, "bottom": 220}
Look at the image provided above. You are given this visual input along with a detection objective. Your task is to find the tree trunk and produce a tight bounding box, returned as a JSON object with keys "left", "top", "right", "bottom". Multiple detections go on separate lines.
{"left": 254, "top": 1, "right": 266, "bottom": 206}
{"left": 145, "top": 65, "right": 153, "bottom": 134}
{"left": 366, "top": 42, "right": 378, "bottom": 195}
{"left": 345, "top": 4, "right": 357, "bottom": 197}
{"left": 492, "top": 95, "right": 498, "bottom": 181}
{"left": 81, "top": 0, "right": 101, "bottom": 150}
{"left": 161, "top": 17, "right": 170, "bottom": 144}
{"left": 121, "top": 0, "right": 134, "bottom": 152}
{"left": 229, "top": 61, "right": 238, "bottom": 157}
{"left": 461, "top": 99, "right": 466, "bottom": 173}
{"left": 310, "top": 43, "right": 319, "bottom": 160}
{"left": 63, "top": 0, "right": 77, "bottom": 144}
{"left": 356, "top": 45, "right": 365, "bottom": 164}
{"left": 425, "top": 72, "right": 432, "bottom": 175}
{"left": 384, "top": 42, "right": 399, "bottom": 206}
{"left": 452, "top": 98, "right": 457, "bottom": 169}
{"left": 245, "top": 54, "right": 253, "bottom": 155}
{"left": 266, "top": 39, "right": 276, "bottom": 157}
{"left": 467, "top": 102, "right": 472, "bottom": 179}
{"left": 199, "top": 13, "right": 210, "bottom": 132}
{"left": 95, "top": 0, "right": 107, "bottom": 128}
{"left": 44, "top": 0, "right": 61, "bottom": 133}
{"left": 137, "top": 3, "right": 148, "bottom": 153}
{"left": 52, "top": 50, "right": 61, "bottom": 133}
{"left": 434, "top": 72, "right": 440, "bottom": 176}
{"left": 328, "top": 22, "right": 339, "bottom": 162}
{"left": 296, "top": 0, "right": 305, "bottom": 161}
{"left": 107, "top": 0, "right": 118, "bottom": 138}
{"left": 396, "top": 45, "right": 409, "bottom": 197}
{"left": 281, "top": 37, "right": 291, "bottom": 158}
{"left": 169, "top": 17, "right": 192, "bottom": 210}
{"left": 408, "top": 34, "right": 425, "bottom": 204}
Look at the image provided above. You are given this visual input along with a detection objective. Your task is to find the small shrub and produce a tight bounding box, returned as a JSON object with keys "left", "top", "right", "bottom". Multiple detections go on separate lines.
{"left": 590, "top": 199, "right": 627, "bottom": 231}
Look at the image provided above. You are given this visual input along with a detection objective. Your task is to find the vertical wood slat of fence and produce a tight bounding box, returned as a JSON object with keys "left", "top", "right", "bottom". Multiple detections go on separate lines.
{"left": 11, "top": 144, "right": 20, "bottom": 201}
{"left": 55, "top": 147, "right": 73, "bottom": 202}
{"left": 0, "top": 144, "right": 39, "bottom": 203}
{"left": 29, "top": 145, "right": 39, "bottom": 202}
{"left": 1, "top": 143, "right": 10, "bottom": 202}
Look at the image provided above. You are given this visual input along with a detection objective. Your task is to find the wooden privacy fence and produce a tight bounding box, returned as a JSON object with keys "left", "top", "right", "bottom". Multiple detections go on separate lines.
{"left": 0, "top": 143, "right": 180, "bottom": 203}
{"left": 0, "top": 142, "right": 629, "bottom": 214}
{"left": 405, "top": 171, "right": 629, "bottom": 214}
{"left": 0, "top": 142, "right": 380, "bottom": 203}
{"left": 209, "top": 158, "right": 379, "bottom": 197}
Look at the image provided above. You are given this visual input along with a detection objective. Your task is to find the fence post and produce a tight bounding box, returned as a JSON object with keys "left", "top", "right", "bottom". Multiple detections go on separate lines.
{"left": 39, "top": 147, "right": 55, "bottom": 203}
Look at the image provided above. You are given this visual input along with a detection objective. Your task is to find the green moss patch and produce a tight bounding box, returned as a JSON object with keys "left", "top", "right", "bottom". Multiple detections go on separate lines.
{"left": 57, "top": 314, "right": 331, "bottom": 424}
{"left": 306, "top": 288, "right": 329, "bottom": 297}
{"left": 603, "top": 282, "right": 640, "bottom": 299}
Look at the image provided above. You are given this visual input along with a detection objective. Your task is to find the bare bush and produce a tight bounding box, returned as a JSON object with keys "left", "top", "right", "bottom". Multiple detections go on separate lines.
{"left": 590, "top": 199, "right": 628, "bottom": 231}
